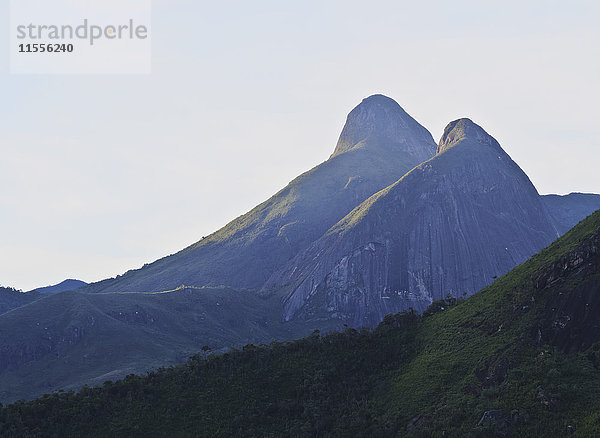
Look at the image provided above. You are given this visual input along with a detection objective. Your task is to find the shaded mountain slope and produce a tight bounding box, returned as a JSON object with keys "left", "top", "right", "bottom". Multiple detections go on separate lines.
{"left": 31, "top": 279, "right": 87, "bottom": 295}
{"left": 3, "top": 211, "right": 600, "bottom": 437}
{"left": 264, "top": 119, "right": 560, "bottom": 327}
{"left": 80, "top": 95, "right": 436, "bottom": 294}
{"left": 541, "top": 192, "right": 600, "bottom": 235}
{"left": 0, "top": 287, "right": 41, "bottom": 316}
{"left": 0, "top": 287, "right": 338, "bottom": 403}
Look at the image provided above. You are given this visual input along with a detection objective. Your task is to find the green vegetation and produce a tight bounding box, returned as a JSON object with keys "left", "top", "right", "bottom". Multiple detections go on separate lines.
{"left": 1, "top": 211, "right": 600, "bottom": 437}
{"left": 0, "top": 287, "right": 340, "bottom": 404}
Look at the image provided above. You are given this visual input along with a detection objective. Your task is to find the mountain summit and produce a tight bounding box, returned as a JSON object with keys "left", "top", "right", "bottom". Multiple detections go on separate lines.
{"left": 80, "top": 95, "right": 437, "bottom": 294}
{"left": 331, "top": 94, "right": 436, "bottom": 162}
{"left": 437, "top": 118, "right": 502, "bottom": 154}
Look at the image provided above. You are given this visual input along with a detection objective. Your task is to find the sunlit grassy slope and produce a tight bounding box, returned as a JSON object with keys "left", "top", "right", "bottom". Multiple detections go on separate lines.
{"left": 2, "top": 210, "right": 600, "bottom": 437}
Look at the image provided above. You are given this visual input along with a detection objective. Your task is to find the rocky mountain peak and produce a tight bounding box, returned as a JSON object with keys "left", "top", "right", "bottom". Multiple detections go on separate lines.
{"left": 437, "top": 118, "right": 500, "bottom": 155}
{"left": 268, "top": 115, "right": 560, "bottom": 327}
{"left": 330, "top": 94, "right": 436, "bottom": 162}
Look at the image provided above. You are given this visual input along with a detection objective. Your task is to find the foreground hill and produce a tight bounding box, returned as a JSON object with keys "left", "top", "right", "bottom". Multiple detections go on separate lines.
{"left": 0, "top": 287, "right": 335, "bottom": 403}
{"left": 264, "top": 118, "right": 560, "bottom": 326}
{"left": 80, "top": 95, "right": 437, "bottom": 293}
{"left": 2, "top": 210, "right": 600, "bottom": 437}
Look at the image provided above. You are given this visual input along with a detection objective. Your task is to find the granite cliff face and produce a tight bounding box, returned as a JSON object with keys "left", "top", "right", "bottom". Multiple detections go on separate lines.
{"left": 81, "top": 95, "right": 437, "bottom": 293}
{"left": 264, "top": 119, "right": 561, "bottom": 327}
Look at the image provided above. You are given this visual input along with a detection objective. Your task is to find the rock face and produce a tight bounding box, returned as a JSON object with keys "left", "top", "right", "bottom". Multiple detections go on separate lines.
{"left": 80, "top": 95, "right": 437, "bottom": 293}
{"left": 264, "top": 119, "right": 560, "bottom": 327}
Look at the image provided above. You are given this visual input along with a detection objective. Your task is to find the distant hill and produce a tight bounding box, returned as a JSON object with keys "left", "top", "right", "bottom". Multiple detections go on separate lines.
{"left": 31, "top": 279, "right": 87, "bottom": 294}
{"left": 3, "top": 210, "right": 600, "bottom": 437}
{"left": 0, "top": 287, "right": 40, "bottom": 316}
{"left": 541, "top": 192, "right": 600, "bottom": 235}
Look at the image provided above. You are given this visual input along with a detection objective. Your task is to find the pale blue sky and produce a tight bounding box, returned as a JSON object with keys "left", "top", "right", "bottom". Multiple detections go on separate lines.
{"left": 1, "top": 0, "right": 599, "bottom": 290}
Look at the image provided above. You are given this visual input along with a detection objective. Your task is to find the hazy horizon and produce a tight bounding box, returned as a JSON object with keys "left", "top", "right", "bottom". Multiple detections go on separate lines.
{"left": 1, "top": 0, "right": 599, "bottom": 290}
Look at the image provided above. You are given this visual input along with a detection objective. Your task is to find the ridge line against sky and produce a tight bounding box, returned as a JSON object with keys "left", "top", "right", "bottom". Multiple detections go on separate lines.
{"left": 1, "top": 0, "right": 598, "bottom": 290}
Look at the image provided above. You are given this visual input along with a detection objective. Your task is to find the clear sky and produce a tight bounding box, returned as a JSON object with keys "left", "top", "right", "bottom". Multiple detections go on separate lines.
{"left": 1, "top": 0, "right": 599, "bottom": 291}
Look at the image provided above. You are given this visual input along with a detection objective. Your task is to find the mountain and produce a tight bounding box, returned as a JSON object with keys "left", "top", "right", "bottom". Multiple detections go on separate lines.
{"left": 0, "top": 286, "right": 333, "bottom": 404}
{"left": 264, "top": 119, "right": 560, "bottom": 327}
{"left": 79, "top": 95, "right": 437, "bottom": 294}
{"left": 1, "top": 97, "right": 598, "bottom": 405}
{"left": 30, "top": 279, "right": 87, "bottom": 294}
{"left": 3, "top": 210, "right": 600, "bottom": 437}
{"left": 542, "top": 192, "right": 600, "bottom": 235}
{"left": 0, "top": 287, "right": 40, "bottom": 316}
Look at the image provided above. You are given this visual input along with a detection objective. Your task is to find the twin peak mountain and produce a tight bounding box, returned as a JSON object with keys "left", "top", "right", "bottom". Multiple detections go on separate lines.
{"left": 81, "top": 94, "right": 599, "bottom": 327}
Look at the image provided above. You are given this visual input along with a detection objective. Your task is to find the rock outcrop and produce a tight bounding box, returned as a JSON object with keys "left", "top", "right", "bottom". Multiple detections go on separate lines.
{"left": 264, "top": 119, "right": 560, "bottom": 327}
